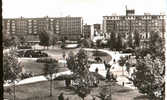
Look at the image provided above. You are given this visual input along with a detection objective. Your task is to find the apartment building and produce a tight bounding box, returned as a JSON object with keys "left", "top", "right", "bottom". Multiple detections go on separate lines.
{"left": 3, "top": 16, "right": 83, "bottom": 42}
{"left": 103, "top": 9, "right": 165, "bottom": 48}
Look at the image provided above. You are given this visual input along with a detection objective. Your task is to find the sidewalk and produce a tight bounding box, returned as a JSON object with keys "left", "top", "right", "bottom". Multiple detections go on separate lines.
{"left": 84, "top": 48, "right": 135, "bottom": 89}
{"left": 4, "top": 70, "right": 73, "bottom": 87}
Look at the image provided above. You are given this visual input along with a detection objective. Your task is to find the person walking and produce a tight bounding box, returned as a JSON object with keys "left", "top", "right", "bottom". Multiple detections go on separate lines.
{"left": 58, "top": 92, "right": 64, "bottom": 100}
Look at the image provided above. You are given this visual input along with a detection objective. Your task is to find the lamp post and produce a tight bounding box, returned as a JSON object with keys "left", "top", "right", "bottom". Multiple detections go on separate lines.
{"left": 110, "top": 81, "right": 112, "bottom": 100}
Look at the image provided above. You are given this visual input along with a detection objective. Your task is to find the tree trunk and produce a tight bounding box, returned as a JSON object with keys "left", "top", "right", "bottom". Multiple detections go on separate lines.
{"left": 122, "top": 66, "right": 124, "bottom": 76}
{"left": 13, "top": 83, "right": 16, "bottom": 100}
{"left": 50, "top": 76, "right": 53, "bottom": 96}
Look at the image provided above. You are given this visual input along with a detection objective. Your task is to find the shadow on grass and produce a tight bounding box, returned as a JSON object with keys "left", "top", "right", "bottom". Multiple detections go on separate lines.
{"left": 116, "top": 89, "right": 132, "bottom": 93}
{"left": 133, "top": 95, "right": 149, "bottom": 100}
{"left": 55, "top": 86, "right": 70, "bottom": 90}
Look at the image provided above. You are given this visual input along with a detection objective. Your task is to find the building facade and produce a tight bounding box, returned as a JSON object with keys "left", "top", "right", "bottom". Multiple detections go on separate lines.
{"left": 103, "top": 9, "right": 165, "bottom": 48}
{"left": 58, "top": 16, "right": 83, "bottom": 41}
{"left": 83, "top": 24, "right": 91, "bottom": 38}
{"left": 93, "top": 24, "right": 101, "bottom": 36}
{"left": 3, "top": 16, "right": 83, "bottom": 42}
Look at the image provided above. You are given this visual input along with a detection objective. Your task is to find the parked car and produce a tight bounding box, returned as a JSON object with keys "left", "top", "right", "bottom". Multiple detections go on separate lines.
{"left": 16, "top": 50, "right": 26, "bottom": 57}
{"left": 24, "top": 50, "right": 48, "bottom": 58}
{"left": 17, "top": 45, "right": 32, "bottom": 49}
{"left": 122, "top": 48, "right": 134, "bottom": 53}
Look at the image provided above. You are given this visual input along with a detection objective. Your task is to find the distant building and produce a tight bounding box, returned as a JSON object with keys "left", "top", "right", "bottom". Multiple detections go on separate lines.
{"left": 3, "top": 16, "right": 83, "bottom": 42}
{"left": 83, "top": 24, "right": 91, "bottom": 38}
{"left": 93, "top": 24, "right": 102, "bottom": 36}
{"left": 58, "top": 16, "right": 83, "bottom": 41}
{"left": 103, "top": 8, "right": 165, "bottom": 48}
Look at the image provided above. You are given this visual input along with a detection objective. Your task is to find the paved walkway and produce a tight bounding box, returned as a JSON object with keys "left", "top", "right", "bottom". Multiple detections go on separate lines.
{"left": 84, "top": 48, "right": 135, "bottom": 89}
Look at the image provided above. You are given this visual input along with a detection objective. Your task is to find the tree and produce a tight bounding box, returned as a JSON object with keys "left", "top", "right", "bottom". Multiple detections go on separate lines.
{"left": 116, "top": 34, "right": 123, "bottom": 51}
{"left": 118, "top": 56, "right": 127, "bottom": 76}
{"left": 149, "top": 31, "right": 163, "bottom": 54}
{"left": 129, "top": 31, "right": 165, "bottom": 99}
{"left": 77, "top": 86, "right": 91, "bottom": 100}
{"left": 49, "top": 32, "right": 58, "bottom": 48}
{"left": 80, "top": 39, "right": 92, "bottom": 48}
{"left": 3, "top": 34, "right": 20, "bottom": 49}
{"left": 131, "top": 55, "right": 165, "bottom": 99}
{"left": 96, "top": 39, "right": 102, "bottom": 48}
{"left": 127, "top": 32, "right": 133, "bottom": 48}
{"left": 43, "top": 62, "right": 58, "bottom": 96}
{"left": 107, "top": 32, "right": 116, "bottom": 50}
{"left": 19, "top": 35, "right": 26, "bottom": 45}
{"left": 39, "top": 30, "right": 51, "bottom": 49}
{"left": 3, "top": 51, "right": 22, "bottom": 100}
{"left": 66, "top": 49, "right": 93, "bottom": 100}
{"left": 133, "top": 30, "right": 140, "bottom": 47}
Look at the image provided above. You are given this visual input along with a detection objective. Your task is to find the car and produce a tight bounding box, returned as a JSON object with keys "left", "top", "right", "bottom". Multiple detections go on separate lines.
{"left": 24, "top": 50, "right": 48, "bottom": 58}
{"left": 122, "top": 48, "right": 134, "bottom": 53}
{"left": 17, "top": 45, "right": 32, "bottom": 49}
{"left": 16, "top": 50, "right": 26, "bottom": 57}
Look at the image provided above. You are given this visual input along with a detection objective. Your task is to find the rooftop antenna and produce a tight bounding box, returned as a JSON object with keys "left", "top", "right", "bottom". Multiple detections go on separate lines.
{"left": 125, "top": 5, "right": 127, "bottom": 10}
{"left": 125, "top": 5, "right": 128, "bottom": 16}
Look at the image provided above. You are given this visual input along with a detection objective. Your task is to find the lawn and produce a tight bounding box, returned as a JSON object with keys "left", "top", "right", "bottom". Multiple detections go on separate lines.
{"left": 4, "top": 80, "right": 149, "bottom": 100}
{"left": 20, "top": 58, "right": 69, "bottom": 76}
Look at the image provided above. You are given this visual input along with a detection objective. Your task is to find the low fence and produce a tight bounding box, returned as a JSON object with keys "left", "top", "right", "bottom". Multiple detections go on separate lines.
{"left": 8, "top": 95, "right": 58, "bottom": 100}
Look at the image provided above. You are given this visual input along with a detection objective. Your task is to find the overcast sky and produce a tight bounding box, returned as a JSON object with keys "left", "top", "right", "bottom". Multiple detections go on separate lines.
{"left": 2, "top": 0, "right": 167, "bottom": 24}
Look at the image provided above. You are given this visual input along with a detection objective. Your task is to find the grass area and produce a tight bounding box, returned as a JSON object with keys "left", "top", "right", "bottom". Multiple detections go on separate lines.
{"left": 4, "top": 80, "right": 149, "bottom": 100}
{"left": 20, "top": 58, "right": 69, "bottom": 76}
{"left": 43, "top": 48, "right": 80, "bottom": 57}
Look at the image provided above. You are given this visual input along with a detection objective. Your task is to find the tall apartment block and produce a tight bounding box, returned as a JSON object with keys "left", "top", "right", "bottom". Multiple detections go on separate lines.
{"left": 3, "top": 16, "right": 83, "bottom": 42}
{"left": 58, "top": 17, "right": 83, "bottom": 41}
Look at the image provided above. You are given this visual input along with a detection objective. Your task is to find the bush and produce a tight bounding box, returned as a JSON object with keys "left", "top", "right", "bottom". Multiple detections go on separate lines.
{"left": 20, "top": 72, "right": 33, "bottom": 80}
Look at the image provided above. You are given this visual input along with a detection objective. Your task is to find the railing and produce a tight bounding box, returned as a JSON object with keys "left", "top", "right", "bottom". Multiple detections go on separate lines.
{"left": 12, "top": 95, "right": 57, "bottom": 100}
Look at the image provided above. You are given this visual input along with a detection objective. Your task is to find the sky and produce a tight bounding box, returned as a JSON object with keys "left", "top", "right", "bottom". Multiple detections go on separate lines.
{"left": 2, "top": 0, "right": 167, "bottom": 24}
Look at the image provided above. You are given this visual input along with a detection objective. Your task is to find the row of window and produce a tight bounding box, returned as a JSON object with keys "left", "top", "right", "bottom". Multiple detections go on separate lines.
{"left": 104, "top": 16, "right": 164, "bottom": 20}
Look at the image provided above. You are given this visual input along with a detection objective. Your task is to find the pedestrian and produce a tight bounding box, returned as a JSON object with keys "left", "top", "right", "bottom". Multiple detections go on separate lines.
{"left": 122, "top": 82, "right": 124, "bottom": 86}
{"left": 66, "top": 97, "right": 69, "bottom": 100}
{"left": 92, "top": 96, "right": 96, "bottom": 100}
{"left": 95, "top": 68, "right": 99, "bottom": 73}
{"left": 106, "top": 69, "right": 111, "bottom": 81}
{"left": 58, "top": 92, "right": 64, "bottom": 100}
{"left": 104, "top": 61, "right": 107, "bottom": 70}
{"left": 113, "top": 59, "right": 115, "bottom": 63}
